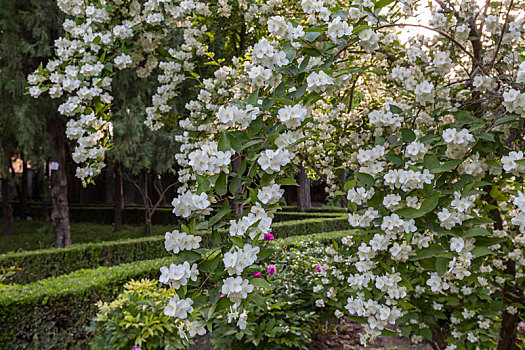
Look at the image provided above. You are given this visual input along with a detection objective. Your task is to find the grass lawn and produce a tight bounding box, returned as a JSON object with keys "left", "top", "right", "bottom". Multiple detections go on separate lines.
{"left": 0, "top": 219, "right": 175, "bottom": 254}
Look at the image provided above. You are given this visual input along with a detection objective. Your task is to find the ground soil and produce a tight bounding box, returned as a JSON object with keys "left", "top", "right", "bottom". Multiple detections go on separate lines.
{"left": 188, "top": 322, "right": 433, "bottom": 349}
{"left": 308, "top": 322, "right": 433, "bottom": 350}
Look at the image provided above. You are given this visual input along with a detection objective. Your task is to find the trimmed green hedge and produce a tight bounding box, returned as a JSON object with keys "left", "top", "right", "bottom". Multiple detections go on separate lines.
{"left": 0, "top": 257, "right": 171, "bottom": 350}
{"left": 5, "top": 203, "right": 344, "bottom": 224}
{"left": 0, "top": 227, "right": 352, "bottom": 350}
{"left": 2, "top": 216, "right": 349, "bottom": 284}
{"left": 278, "top": 229, "right": 354, "bottom": 246}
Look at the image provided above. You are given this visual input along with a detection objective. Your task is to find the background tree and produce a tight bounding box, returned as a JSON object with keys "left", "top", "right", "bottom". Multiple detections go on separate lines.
{"left": 0, "top": 0, "right": 70, "bottom": 246}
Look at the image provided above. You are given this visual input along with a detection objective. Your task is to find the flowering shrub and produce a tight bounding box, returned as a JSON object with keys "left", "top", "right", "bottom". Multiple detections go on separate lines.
{"left": 30, "top": 0, "right": 525, "bottom": 348}
{"left": 90, "top": 279, "right": 195, "bottom": 350}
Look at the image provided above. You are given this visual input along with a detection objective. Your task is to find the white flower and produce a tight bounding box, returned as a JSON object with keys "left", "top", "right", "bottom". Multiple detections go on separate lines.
{"left": 164, "top": 295, "right": 194, "bottom": 319}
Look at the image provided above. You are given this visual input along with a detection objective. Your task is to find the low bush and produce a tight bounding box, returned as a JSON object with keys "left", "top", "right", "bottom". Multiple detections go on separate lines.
{"left": 0, "top": 226, "right": 351, "bottom": 350}
{"left": 0, "top": 257, "right": 171, "bottom": 350}
{"left": 2, "top": 216, "right": 350, "bottom": 284}
{"left": 0, "top": 221, "right": 174, "bottom": 254}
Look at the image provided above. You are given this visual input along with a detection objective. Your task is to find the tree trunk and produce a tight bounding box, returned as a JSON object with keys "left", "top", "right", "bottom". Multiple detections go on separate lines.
{"left": 20, "top": 156, "right": 29, "bottom": 219}
{"left": 41, "top": 160, "right": 50, "bottom": 222}
{"left": 1, "top": 175, "right": 15, "bottom": 236}
{"left": 49, "top": 118, "right": 71, "bottom": 248}
{"left": 143, "top": 171, "right": 152, "bottom": 236}
{"left": 113, "top": 162, "right": 124, "bottom": 232}
{"left": 231, "top": 155, "right": 243, "bottom": 215}
{"left": 497, "top": 260, "right": 520, "bottom": 350}
{"left": 297, "top": 164, "right": 311, "bottom": 212}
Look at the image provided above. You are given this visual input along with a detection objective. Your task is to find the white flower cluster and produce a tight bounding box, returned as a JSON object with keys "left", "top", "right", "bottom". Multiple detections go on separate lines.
{"left": 437, "top": 193, "right": 475, "bottom": 229}
{"left": 164, "top": 295, "right": 194, "bottom": 319}
{"left": 502, "top": 88, "right": 525, "bottom": 117}
{"left": 188, "top": 142, "right": 232, "bottom": 175}
{"left": 511, "top": 191, "right": 525, "bottom": 233}
{"left": 171, "top": 191, "right": 211, "bottom": 218}
{"left": 501, "top": 151, "right": 525, "bottom": 175}
{"left": 217, "top": 104, "right": 260, "bottom": 128}
{"left": 251, "top": 38, "right": 289, "bottom": 70}
{"left": 356, "top": 145, "right": 386, "bottom": 176}
{"left": 327, "top": 16, "right": 353, "bottom": 42}
{"left": 164, "top": 230, "right": 202, "bottom": 254}
{"left": 277, "top": 104, "right": 308, "bottom": 129}
{"left": 223, "top": 244, "right": 261, "bottom": 275}
{"left": 229, "top": 204, "right": 273, "bottom": 239}
{"left": 383, "top": 168, "right": 434, "bottom": 191}
{"left": 414, "top": 81, "right": 434, "bottom": 105}
{"left": 159, "top": 261, "right": 199, "bottom": 289}
{"left": 307, "top": 71, "right": 334, "bottom": 93}
{"left": 381, "top": 213, "right": 417, "bottom": 237}
{"left": 442, "top": 128, "right": 474, "bottom": 158}
{"left": 345, "top": 296, "right": 402, "bottom": 335}
{"left": 348, "top": 208, "right": 379, "bottom": 228}
{"left": 368, "top": 108, "right": 403, "bottom": 129}
{"left": 267, "top": 16, "right": 305, "bottom": 41}
{"left": 404, "top": 141, "right": 428, "bottom": 161}
{"left": 358, "top": 29, "right": 380, "bottom": 51}
{"left": 257, "top": 184, "right": 284, "bottom": 204}
{"left": 258, "top": 148, "right": 292, "bottom": 174}
{"left": 222, "top": 277, "right": 254, "bottom": 305}
{"left": 347, "top": 187, "right": 375, "bottom": 205}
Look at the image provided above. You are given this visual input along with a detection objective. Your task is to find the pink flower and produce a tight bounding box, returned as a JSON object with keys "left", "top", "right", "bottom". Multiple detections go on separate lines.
{"left": 316, "top": 263, "right": 325, "bottom": 272}
{"left": 263, "top": 233, "right": 274, "bottom": 241}
{"left": 253, "top": 272, "right": 262, "bottom": 278}
{"left": 267, "top": 265, "right": 277, "bottom": 276}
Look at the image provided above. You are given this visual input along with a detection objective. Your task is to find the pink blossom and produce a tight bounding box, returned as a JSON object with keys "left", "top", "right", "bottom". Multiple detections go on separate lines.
{"left": 267, "top": 265, "right": 277, "bottom": 276}
{"left": 253, "top": 272, "right": 262, "bottom": 278}
{"left": 264, "top": 233, "right": 274, "bottom": 241}
{"left": 316, "top": 263, "right": 325, "bottom": 272}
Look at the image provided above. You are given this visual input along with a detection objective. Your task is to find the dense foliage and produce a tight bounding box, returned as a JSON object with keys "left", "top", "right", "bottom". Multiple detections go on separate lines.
{"left": 28, "top": 0, "right": 525, "bottom": 348}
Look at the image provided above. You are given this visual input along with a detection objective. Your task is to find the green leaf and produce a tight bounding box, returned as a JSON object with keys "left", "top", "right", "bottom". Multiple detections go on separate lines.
{"left": 472, "top": 246, "right": 494, "bottom": 257}
{"left": 356, "top": 172, "right": 375, "bottom": 186}
{"left": 251, "top": 292, "right": 267, "bottom": 309}
{"left": 218, "top": 132, "right": 231, "bottom": 151}
{"left": 431, "top": 159, "right": 462, "bottom": 173}
{"left": 282, "top": 43, "right": 297, "bottom": 62}
{"left": 196, "top": 174, "right": 210, "bottom": 193}
{"left": 411, "top": 245, "right": 443, "bottom": 260}
{"left": 258, "top": 248, "right": 276, "bottom": 260}
{"left": 200, "top": 251, "right": 222, "bottom": 273}
{"left": 230, "top": 236, "right": 244, "bottom": 248}
{"left": 385, "top": 153, "right": 402, "bottom": 165}
{"left": 421, "top": 328, "right": 433, "bottom": 341}
{"left": 375, "top": 0, "right": 396, "bottom": 9}
{"left": 277, "top": 177, "right": 299, "bottom": 186}
{"left": 436, "top": 257, "right": 448, "bottom": 276}
{"left": 389, "top": 104, "right": 403, "bottom": 114}
{"left": 419, "top": 192, "right": 440, "bottom": 213}
{"left": 215, "top": 172, "right": 228, "bottom": 196}
{"left": 463, "top": 227, "right": 491, "bottom": 238}
{"left": 395, "top": 207, "right": 419, "bottom": 219}
{"left": 215, "top": 297, "right": 234, "bottom": 312}
{"left": 209, "top": 200, "right": 230, "bottom": 227}
{"left": 246, "top": 89, "right": 259, "bottom": 106}
{"left": 176, "top": 251, "right": 202, "bottom": 264}
{"left": 401, "top": 128, "right": 416, "bottom": 143}
{"left": 251, "top": 278, "right": 271, "bottom": 289}
{"left": 424, "top": 154, "right": 440, "bottom": 170}
{"left": 494, "top": 114, "right": 519, "bottom": 126}
{"left": 304, "top": 31, "right": 321, "bottom": 42}
{"left": 477, "top": 133, "right": 495, "bottom": 142}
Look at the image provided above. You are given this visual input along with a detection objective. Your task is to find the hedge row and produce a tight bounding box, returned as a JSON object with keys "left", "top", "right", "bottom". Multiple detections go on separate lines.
{"left": 0, "top": 257, "right": 171, "bottom": 350}
{"left": 2, "top": 216, "right": 349, "bottom": 284}
{"left": 0, "top": 229, "right": 349, "bottom": 350}
{"left": 5, "top": 203, "right": 345, "bottom": 224}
